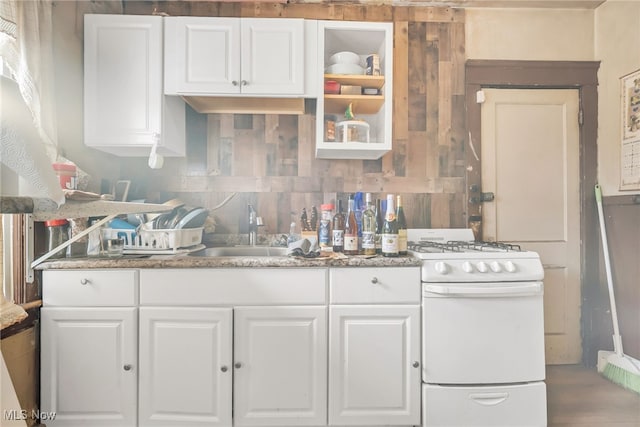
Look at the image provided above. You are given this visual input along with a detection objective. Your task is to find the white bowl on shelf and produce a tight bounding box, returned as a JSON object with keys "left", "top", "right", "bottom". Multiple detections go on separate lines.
{"left": 329, "top": 51, "right": 361, "bottom": 65}
{"left": 325, "top": 63, "right": 365, "bottom": 75}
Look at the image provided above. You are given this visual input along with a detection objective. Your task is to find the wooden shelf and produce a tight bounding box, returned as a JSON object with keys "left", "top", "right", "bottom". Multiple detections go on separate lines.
{"left": 324, "top": 74, "right": 385, "bottom": 89}
{"left": 324, "top": 95, "right": 384, "bottom": 115}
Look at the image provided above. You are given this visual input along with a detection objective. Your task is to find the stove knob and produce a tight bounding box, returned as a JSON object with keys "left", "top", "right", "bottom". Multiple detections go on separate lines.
{"left": 504, "top": 261, "right": 517, "bottom": 273}
{"left": 462, "top": 261, "right": 474, "bottom": 273}
{"left": 476, "top": 261, "right": 488, "bottom": 273}
{"left": 434, "top": 261, "right": 449, "bottom": 275}
{"left": 490, "top": 261, "right": 502, "bottom": 273}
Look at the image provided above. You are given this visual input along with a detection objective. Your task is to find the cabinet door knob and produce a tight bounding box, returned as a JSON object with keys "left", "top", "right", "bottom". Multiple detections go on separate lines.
{"left": 371, "top": 277, "right": 379, "bottom": 284}
{"left": 412, "top": 361, "right": 420, "bottom": 368}
{"left": 241, "top": 80, "right": 248, "bottom": 86}
{"left": 232, "top": 80, "right": 239, "bottom": 86}
{"left": 234, "top": 362, "right": 242, "bottom": 369}
{"left": 220, "top": 365, "right": 228, "bottom": 373}
{"left": 123, "top": 364, "right": 133, "bottom": 371}
{"left": 80, "top": 278, "right": 90, "bottom": 285}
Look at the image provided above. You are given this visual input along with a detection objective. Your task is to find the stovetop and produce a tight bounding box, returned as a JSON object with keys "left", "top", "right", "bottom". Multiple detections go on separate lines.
{"left": 407, "top": 229, "right": 544, "bottom": 282}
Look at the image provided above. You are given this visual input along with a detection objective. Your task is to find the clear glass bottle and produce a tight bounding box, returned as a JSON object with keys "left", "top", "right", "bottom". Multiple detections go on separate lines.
{"left": 396, "top": 195, "right": 408, "bottom": 255}
{"left": 332, "top": 199, "right": 345, "bottom": 253}
{"left": 344, "top": 194, "right": 359, "bottom": 255}
{"left": 375, "top": 198, "right": 384, "bottom": 254}
{"left": 361, "top": 193, "right": 376, "bottom": 255}
{"left": 381, "top": 194, "right": 399, "bottom": 257}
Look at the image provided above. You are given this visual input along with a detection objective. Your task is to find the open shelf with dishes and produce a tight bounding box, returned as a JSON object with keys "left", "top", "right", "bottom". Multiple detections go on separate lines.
{"left": 315, "top": 21, "right": 393, "bottom": 160}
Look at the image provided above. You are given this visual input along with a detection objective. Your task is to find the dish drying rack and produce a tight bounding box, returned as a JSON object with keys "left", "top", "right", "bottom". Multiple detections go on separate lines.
{"left": 102, "top": 227, "right": 204, "bottom": 254}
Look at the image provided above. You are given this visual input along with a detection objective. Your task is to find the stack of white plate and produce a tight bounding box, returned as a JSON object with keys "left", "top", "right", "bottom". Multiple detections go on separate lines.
{"left": 325, "top": 51, "right": 364, "bottom": 75}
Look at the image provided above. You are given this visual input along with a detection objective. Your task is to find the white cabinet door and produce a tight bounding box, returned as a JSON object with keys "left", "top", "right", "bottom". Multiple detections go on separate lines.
{"left": 138, "top": 307, "right": 233, "bottom": 427}
{"left": 328, "top": 305, "right": 421, "bottom": 426}
{"left": 84, "top": 14, "right": 185, "bottom": 157}
{"left": 233, "top": 306, "right": 327, "bottom": 426}
{"left": 40, "top": 307, "right": 137, "bottom": 427}
{"left": 240, "top": 19, "right": 304, "bottom": 95}
{"left": 164, "top": 17, "right": 240, "bottom": 95}
{"left": 164, "top": 17, "right": 304, "bottom": 96}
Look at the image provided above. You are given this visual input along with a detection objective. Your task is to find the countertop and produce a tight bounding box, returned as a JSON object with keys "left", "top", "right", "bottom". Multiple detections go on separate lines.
{"left": 36, "top": 251, "right": 422, "bottom": 270}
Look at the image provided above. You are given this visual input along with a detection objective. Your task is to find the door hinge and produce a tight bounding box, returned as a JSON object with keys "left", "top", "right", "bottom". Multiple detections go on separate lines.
{"left": 578, "top": 107, "right": 583, "bottom": 126}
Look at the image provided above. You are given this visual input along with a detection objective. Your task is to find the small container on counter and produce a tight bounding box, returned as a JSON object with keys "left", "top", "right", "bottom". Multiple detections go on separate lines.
{"left": 44, "top": 219, "right": 70, "bottom": 258}
{"left": 318, "top": 203, "right": 334, "bottom": 251}
{"left": 52, "top": 162, "right": 77, "bottom": 190}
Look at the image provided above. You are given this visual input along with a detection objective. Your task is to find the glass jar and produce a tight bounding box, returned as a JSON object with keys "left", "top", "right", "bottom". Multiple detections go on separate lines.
{"left": 44, "top": 219, "right": 70, "bottom": 258}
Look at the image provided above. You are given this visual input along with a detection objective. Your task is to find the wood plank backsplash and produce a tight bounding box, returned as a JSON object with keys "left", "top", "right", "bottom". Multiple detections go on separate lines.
{"left": 121, "top": 2, "right": 467, "bottom": 236}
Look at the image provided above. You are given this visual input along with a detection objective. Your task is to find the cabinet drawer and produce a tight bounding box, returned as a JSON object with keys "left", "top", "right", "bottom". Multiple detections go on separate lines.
{"left": 140, "top": 268, "right": 327, "bottom": 306}
{"left": 330, "top": 267, "right": 420, "bottom": 304}
{"left": 43, "top": 270, "right": 138, "bottom": 307}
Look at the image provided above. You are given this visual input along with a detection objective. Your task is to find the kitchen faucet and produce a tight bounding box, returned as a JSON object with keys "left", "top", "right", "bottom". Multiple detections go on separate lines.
{"left": 248, "top": 204, "right": 263, "bottom": 246}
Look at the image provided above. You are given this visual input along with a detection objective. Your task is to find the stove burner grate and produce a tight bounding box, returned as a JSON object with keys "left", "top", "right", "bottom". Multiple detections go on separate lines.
{"left": 408, "top": 240, "right": 522, "bottom": 253}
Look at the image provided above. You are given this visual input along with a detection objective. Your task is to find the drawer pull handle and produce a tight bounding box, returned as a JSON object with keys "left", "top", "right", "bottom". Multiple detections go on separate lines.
{"left": 80, "top": 278, "right": 90, "bottom": 285}
{"left": 412, "top": 361, "right": 420, "bottom": 368}
{"left": 371, "top": 277, "right": 379, "bottom": 284}
{"left": 221, "top": 365, "right": 228, "bottom": 373}
{"left": 123, "top": 364, "right": 133, "bottom": 371}
{"left": 234, "top": 362, "right": 242, "bottom": 369}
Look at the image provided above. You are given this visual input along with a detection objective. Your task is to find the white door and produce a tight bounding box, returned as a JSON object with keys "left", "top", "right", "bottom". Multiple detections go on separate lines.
{"left": 84, "top": 14, "right": 163, "bottom": 148}
{"left": 40, "top": 307, "right": 137, "bottom": 427}
{"left": 164, "top": 17, "right": 241, "bottom": 94}
{"left": 138, "top": 307, "right": 232, "bottom": 427}
{"left": 328, "top": 305, "right": 421, "bottom": 426}
{"left": 240, "top": 19, "right": 305, "bottom": 95}
{"left": 233, "top": 306, "right": 327, "bottom": 426}
{"left": 481, "top": 88, "right": 582, "bottom": 364}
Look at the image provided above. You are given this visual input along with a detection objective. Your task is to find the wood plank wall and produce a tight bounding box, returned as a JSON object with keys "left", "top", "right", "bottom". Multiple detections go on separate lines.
{"left": 121, "top": 2, "right": 466, "bottom": 237}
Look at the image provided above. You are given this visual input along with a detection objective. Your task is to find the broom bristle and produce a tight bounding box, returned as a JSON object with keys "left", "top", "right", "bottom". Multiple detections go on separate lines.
{"left": 602, "top": 361, "right": 640, "bottom": 395}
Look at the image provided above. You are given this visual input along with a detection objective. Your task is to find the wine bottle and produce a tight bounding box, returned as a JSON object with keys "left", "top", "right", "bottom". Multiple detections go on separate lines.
{"left": 344, "top": 194, "right": 359, "bottom": 255}
{"left": 382, "top": 194, "right": 399, "bottom": 257}
{"left": 375, "top": 198, "right": 384, "bottom": 254}
{"left": 396, "top": 195, "right": 408, "bottom": 255}
{"left": 361, "top": 193, "right": 376, "bottom": 255}
{"left": 332, "top": 199, "right": 345, "bottom": 253}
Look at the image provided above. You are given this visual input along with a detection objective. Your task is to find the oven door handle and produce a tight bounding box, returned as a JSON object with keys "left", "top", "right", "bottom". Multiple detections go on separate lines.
{"left": 423, "top": 282, "right": 543, "bottom": 297}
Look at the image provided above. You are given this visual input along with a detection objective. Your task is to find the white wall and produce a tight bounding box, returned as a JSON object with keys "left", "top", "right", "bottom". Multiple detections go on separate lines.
{"left": 466, "top": 8, "right": 594, "bottom": 61}
{"left": 595, "top": 0, "right": 640, "bottom": 196}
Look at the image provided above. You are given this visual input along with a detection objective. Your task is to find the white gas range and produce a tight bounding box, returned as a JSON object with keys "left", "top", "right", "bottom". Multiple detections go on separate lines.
{"left": 408, "top": 229, "right": 547, "bottom": 427}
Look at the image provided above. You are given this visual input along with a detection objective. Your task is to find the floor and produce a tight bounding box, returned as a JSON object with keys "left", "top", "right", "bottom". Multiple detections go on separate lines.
{"left": 547, "top": 364, "right": 640, "bottom": 426}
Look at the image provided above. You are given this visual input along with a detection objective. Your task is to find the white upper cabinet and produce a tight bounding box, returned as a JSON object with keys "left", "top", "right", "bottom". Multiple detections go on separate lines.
{"left": 165, "top": 17, "right": 306, "bottom": 96}
{"left": 315, "top": 21, "right": 393, "bottom": 160}
{"left": 84, "top": 14, "right": 185, "bottom": 157}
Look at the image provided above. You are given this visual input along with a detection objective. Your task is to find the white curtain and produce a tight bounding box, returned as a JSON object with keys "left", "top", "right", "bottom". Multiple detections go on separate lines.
{"left": 0, "top": 0, "right": 63, "bottom": 205}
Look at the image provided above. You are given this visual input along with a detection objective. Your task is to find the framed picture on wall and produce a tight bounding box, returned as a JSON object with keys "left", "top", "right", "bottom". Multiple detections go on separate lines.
{"left": 620, "top": 69, "right": 640, "bottom": 191}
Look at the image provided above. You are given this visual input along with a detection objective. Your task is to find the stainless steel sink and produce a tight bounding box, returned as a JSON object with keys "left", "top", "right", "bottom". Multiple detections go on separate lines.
{"left": 190, "top": 246, "right": 289, "bottom": 257}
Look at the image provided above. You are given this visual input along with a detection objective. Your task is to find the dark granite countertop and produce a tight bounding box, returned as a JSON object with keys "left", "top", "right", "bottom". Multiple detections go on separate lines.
{"left": 36, "top": 252, "right": 422, "bottom": 270}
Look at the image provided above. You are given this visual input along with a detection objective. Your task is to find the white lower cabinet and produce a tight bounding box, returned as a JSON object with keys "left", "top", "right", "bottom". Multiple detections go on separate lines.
{"left": 41, "top": 267, "right": 420, "bottom": 427}
{"left": 138, "top": 307, "right": 232, "bottom": 427}
{"left": 328, "top": 305, "right": 421, "bottom": 426}
{"left": 233, "top": 306, "right": 327, "bottom": 426}
{"left": 40, "top": 307, "right": 138, "bottom": 427}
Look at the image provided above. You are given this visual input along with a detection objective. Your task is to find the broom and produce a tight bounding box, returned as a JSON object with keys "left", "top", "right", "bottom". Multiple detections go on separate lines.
{"left": 594, "top": 184, "right": 640, "bottom": 395}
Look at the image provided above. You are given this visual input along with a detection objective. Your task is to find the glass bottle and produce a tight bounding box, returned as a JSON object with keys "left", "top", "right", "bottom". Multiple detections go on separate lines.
{"left": 382, "top": 194, "right": 399, "bottom": 257}
{"left": 344, "top": 194, "right": 359, "bottom": 255}
{"left": 375, "top": 198, "right": 384, "bottom": 254}
{"left": 396, "top": 194, "right": 408, "bottom": 255}
{"left": 361, "top": 193, "right": 376, "bottom": 255}
{"left": 332, "top": 199, "right": 345, "bottom": 253}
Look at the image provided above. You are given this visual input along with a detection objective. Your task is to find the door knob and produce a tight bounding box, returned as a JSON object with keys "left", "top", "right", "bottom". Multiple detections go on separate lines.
{"left": 232, "top": 80, "right": 239, "bottom": 86}
{"left": 241, "top": 80, "right": 248, "bottom": 86}
{"left": 234, "top": 362, "right": 242, "bottom": 369}
{"left": 123, "top": 364, "right": 133, "bottom": 371}
{"left": 80, "top": 278, "right": 90, "bottom": 285}
{"left": 220, "top": 366, "right": 228, "bottom": 372}
{"left": 412, "top": 361, "right": 420, "bottom": 368}
{"left": 371, "top": 277, "right": 379, "bottom": 284}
